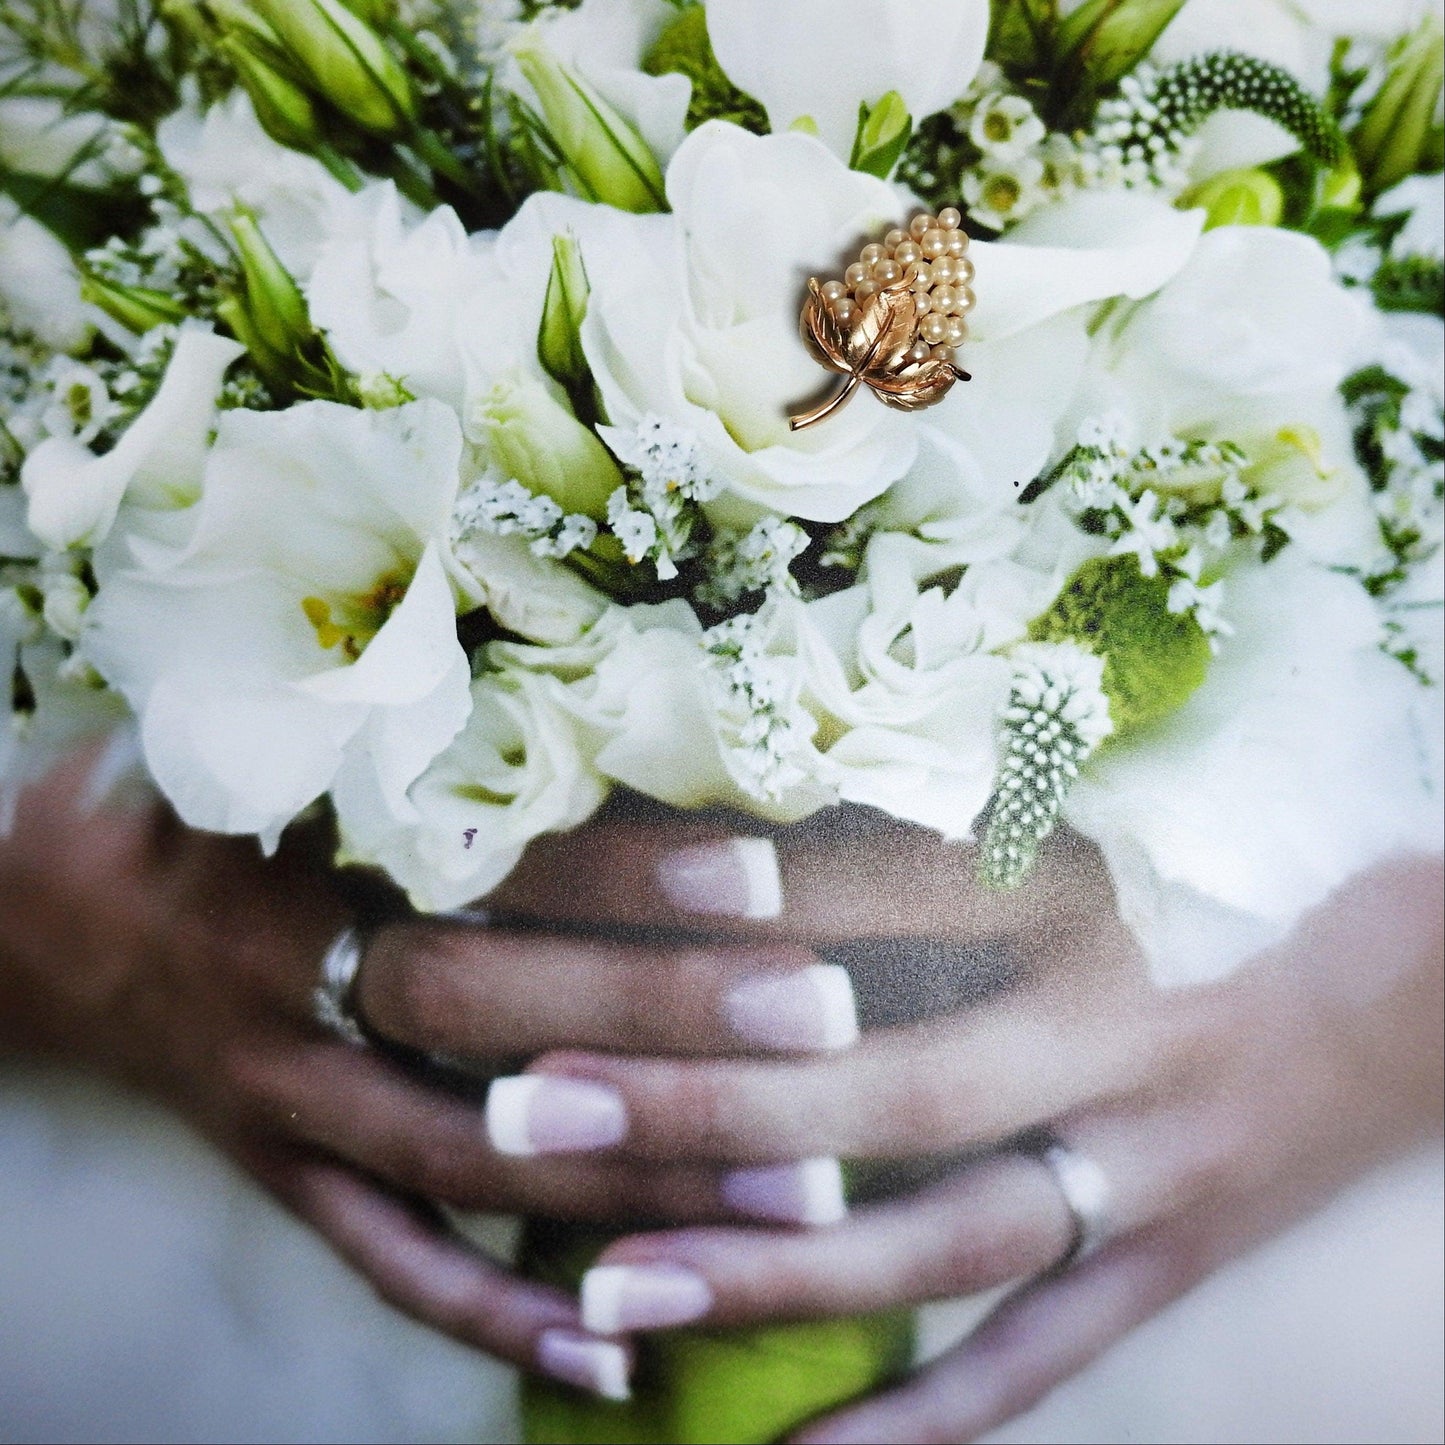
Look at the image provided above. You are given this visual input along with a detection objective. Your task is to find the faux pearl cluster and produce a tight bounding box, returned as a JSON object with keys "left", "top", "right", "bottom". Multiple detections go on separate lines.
{"left": 817, "top": 207, "right": 975, "bottom": 362}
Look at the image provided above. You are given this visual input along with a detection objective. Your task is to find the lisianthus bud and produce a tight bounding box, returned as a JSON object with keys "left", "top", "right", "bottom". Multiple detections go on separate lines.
{"left": 510, "top": 34, "right": 666, "bottom": 213}
{"left": 1055, "top": 0, "right": 1187, "bottom": 123}
{"left": 537, "top": 231, "right": 590, "bottom": 391}
{"left": 227, "top": 210, "right": 313, "bottom": 358}
{"left": 219, "top": 36, "right": 323, "bottom": 150}
{"left": 250, "top": 0, "right": 415, "bottom": 136}
{"left": 80, "top": 271, "right": 188, "bottom": 333}
{"left": 474, "top": 371, "right": 622, "bottom": 520}
{"left": 1354, "top": 13, "right": 1445, "bottom": 196}
{"left": 1184, "top": 167, "right": 1285, "bottom": 230}
{"left": 849, "top": 90, "right": 912, "bottom": 180}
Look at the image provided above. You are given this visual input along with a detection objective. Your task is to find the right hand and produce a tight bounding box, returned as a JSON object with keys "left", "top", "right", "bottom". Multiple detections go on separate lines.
{"left": 0, "top": 752, "right": 851, "bottom": 1396}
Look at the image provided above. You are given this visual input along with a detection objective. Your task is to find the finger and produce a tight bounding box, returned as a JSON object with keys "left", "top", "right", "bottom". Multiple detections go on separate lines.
{"left": 351, "top": 921, "right": 857, "bottom": 1060}
{"left": 242, "top": 1038, "right": 800, "bottom": 1225}
{"left": 789, "top": 1226, "right": 1203, "bottom": 1445}
{"left": 499, "top": 982, "right": 1158, "bottom": 1163}
{"left": 241, "top": 1142, "right": 634, "bottom": 1400}
{"left": 572, "top": 1153, "right": 1074, "bottom": 1334}
{"left": 487, "top": 815, "right": 1114, "bottom": 948}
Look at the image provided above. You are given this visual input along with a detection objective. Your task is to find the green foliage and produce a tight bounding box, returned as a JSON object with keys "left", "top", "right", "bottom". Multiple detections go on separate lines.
{"left": 1353, "top": 12, "right": 1445, "bottom": 197}
{"left": 1029, "top": 554, "right": 1211, "bottom": 736}
{"left": 1053, "top": 0, "right": 1187, "bottom": 125}
{"left": 1372, "top": 254, "right": 1445, "bottom": 317}
{"left": 641, "top": 3, "right": 768, "bottom": 134}
{"left": 519, "top": 1221, "right": 914, "bottom": 1445}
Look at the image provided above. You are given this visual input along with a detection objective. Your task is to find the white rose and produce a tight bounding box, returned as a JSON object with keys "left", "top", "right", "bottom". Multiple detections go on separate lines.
{"left": 707, "top": 0, "right": 989, "bottom": 159}
{"left": 84, "top": 400, "right": 473, "bottom": 848}
{"left": 0, "top": 198, "right": 90, "bottom": 352}
{"left": 337, "top": 664, "right": 607, "bottom": 913}
{"left": 22, "top": 325, "right": 245, "bottom": 553}
{"left": 1066, "top": 552, "right": 1443, "bottom": 986}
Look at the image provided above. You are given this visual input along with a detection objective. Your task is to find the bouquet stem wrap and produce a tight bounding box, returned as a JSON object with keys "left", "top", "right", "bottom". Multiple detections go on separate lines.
{"left": 518, "top": 1220, "right": 914, "bottom": 1444}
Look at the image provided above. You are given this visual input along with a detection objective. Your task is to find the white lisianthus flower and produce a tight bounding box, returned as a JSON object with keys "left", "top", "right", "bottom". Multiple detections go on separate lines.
{"left": 1376, "top": 173, "right": 1445, "bottom": 259}
{"left": 157, "top": 88, "right": 371, "bottom": 282}
{"left": 707, "top": 0, "right": 990, "bottom": 159}
{"left": 337, "top": 665, "right": 608, "bottom": 913}
{"left": 1066, "top": 551, "right": 1443, "bottom": 987}
{"left": 796, "top": 538, "right": 1060, "bottom": 837}
{"left": 84, "top": 400, "right": 473, "bottom": 848}
{"left": 502, "top": 0, "right": 691, "bottom": 166}
{"left": 22, "top": 325, "right": 245, "bottom": 552}
{"left": 0, "top": 198, "right": 90, "bottom": 352}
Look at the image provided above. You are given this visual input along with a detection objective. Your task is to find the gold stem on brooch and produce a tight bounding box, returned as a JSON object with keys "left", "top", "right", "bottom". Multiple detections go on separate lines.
{"left": 789, "top": 374, "right": 862, "bottom": 431}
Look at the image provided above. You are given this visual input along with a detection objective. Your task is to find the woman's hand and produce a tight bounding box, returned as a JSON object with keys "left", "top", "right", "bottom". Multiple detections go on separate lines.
{"left": 0, "top": 758, "right": 864, "bottom": 1399}
{"left": 486, "top": 816, "right": 1445, "bottom": 1441}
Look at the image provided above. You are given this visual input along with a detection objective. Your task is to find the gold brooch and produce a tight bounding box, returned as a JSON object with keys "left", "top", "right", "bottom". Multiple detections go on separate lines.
{"left": 790, "top": 208, "right": 973, "bottom": 431}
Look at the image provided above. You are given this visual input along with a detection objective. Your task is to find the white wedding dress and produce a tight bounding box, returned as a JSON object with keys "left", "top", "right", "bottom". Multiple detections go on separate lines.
{"left": 1, "top": 1060, "right": 1440, "bottom": 1445}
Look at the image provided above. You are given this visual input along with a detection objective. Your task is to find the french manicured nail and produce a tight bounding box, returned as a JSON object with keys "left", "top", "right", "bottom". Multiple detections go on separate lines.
{"left": 658, "top": 837, "right": 782, "bottom": 919}
{"left": 536, "top": 1329, "right": 631, "bottom": 1401}
{"left": 581, "top": 1264, "right": 713, "bottom": 1334}
{"left": 485, "top": 1076, "right": 627, "bottom": 1156}
{"left": 722, "top": 1158, "right": 847, "bottom": 1226}
{"left": 725, "top": 964, "right": 859, "bottom": 1052}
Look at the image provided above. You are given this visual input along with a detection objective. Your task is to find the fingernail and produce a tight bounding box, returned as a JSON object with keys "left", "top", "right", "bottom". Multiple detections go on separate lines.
{"left": 581, "top": 1264, "right": 713, "bottom": 1333}
{"left": 536, "top": 1329, "right": 631, "bottom": 1401}
{"left": 658, "top": 837, "right": 782, "bottom": 919}
{"left": 485, "top": 1076, "right": 627, "bottom": 1156}
{"left": 722, "top": 1158, "right": 847, "bottom": 1226}
{"left": 725, "top": 964, "right": 859, "bottom": 1052}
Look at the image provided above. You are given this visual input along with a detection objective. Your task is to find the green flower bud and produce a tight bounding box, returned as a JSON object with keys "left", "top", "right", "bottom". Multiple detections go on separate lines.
{"left": 511, "top": 33, "right": 666, "bottom": 213}
{"left": 227, "top": 210, "right": 313, "bottom": 358}
{"left": 1354, "top": 12, "right": 1445, "bottom": 196}
{"left": 849, "top": 90, "right": 912, "bottom": 180}
{"left": 1055, "top": 0, "right": 1188, "bottom": 122}
{"left": 219, "top": 37, "right": 323, "bottom": 150}
{"left": 250, "top": 0, "right": 415, "bottom": 136}
{"left": 1029, "top": 554, "right": 1211, "bottom": 737}
{"left": 475, "top": 371, "right": 622, "bottom": 520}
{"left": 79, "top": 272, "right": 188, "bottom": 333}
{"left": 537, "top": 231, "right": 590, "bottom": 392}
{"left": 1182, "top": 167, "right": 1285, "bottom": 229}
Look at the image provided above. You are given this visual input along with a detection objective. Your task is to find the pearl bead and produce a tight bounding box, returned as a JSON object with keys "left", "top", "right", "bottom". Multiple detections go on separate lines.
{"left": 931, "top": 343, "right": 954, "bottom": 362}
{"left": 909, "top": 214, "right": 931, "bottom": 239}
{"left": 954, "top": 285, "right": 976, "bottom": 313}
{"left": 931, "top": 284, "right": 956, "bottom": 314}
{"left": 913, "top": 291, "right": 931, "bottom": 315}
{"left": 920, "top": 312, "right": 949, "bottom": 345}
{"left": 832, "top": 298, "right": 855, "bottom": 325}
{"left": 894, "top": 240, "right": 922, "bottom": 266}
{"left": 821, "top": 280, "right": 846, "bottom": 302}
{"left": 944, "top": 317, "right": 967, "bottom": 346}
{"left": 929, "top": 256, "right": 956, "bottom": 285}
{"left": 921, "top": 228, "right": 947, "bottom": 259}
{"left": 937, "top": 207, "right": 962, "bottom": 230}
{"left": 906, "top": 339, "right": 932, "bottom": 364}
{"left": 871, "top": 258, "right": 903, "bottom": 284}
{"left": 884, "top": 228, "right": 906, "bottom": 250}
{"left": 860, "top": 242, "right": 886, "bottom": 266}
{"left": 844, "top": 261, "right": 868, "bottom": 288}
{"left": 854, "top": 280, "right": 877, "bottom": 302}
{"left": 946, "top": 230, "right": 968, "bottom": 257}
{"left": 907, "top": 265, "right": 930, "bottom": 292}
{"left": 953, "top": 255, "right": 976, "bottom": 284}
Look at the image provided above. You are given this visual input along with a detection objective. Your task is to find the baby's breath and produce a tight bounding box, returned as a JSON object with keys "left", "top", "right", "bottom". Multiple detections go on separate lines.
{"left": 453, "top": 470, "right": 598, "bottom": 560}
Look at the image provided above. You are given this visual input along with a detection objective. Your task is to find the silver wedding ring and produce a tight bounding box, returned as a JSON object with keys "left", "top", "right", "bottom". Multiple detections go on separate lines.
{"left": 1036, "top": 1139, "right": 1111, "bottom": 1268}
{"left": 314, "top": 924, "right": 369, "bottom": 1047}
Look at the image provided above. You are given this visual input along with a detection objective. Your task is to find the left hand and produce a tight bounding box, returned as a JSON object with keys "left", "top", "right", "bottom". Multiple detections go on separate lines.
{"left": 484, "top": 813, "right": 1444, "bottom": 1442}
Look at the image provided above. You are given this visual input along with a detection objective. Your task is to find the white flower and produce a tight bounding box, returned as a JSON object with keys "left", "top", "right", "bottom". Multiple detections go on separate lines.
{"left": 157, "top": 88, "right": 367, "bottom": 283}
{"left": 962, "top": 152, "right": 1048, "bottom": 230}
{"left": 84, "top": 400, "right": 473, "bottom": 848}
{"left": 707, "top": 0, "right": 990, "bottom": 159}
{"left": 0, "top": 198, "right": 90, "bottom": 353}
{"left": 1066, "top": 551, "right": 1443, "bottom": 986}
{"left": 38, "top": 362, "right": 119, "bottom": 448}
{"left": 337, "top": 664, "right": 607, "bottom": 913}
{"left": 968, "top": 93, "right": 1046, "bottom": 157}
{"left": 1375, "top": 173, "right": 1445, "bottom": 260}
{"left": 22, "top": 325, "right": 244, "bottom": 552}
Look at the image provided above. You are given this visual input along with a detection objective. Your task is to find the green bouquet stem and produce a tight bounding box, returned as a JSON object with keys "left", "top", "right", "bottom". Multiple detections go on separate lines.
{"left": 518, "top": 1219, "right": 915, "bottom": 1444}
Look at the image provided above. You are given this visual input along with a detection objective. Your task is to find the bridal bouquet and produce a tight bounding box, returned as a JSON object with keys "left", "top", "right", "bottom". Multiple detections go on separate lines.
{"left": 3, "top": 0, "right": 1442, "bottom": 1438}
